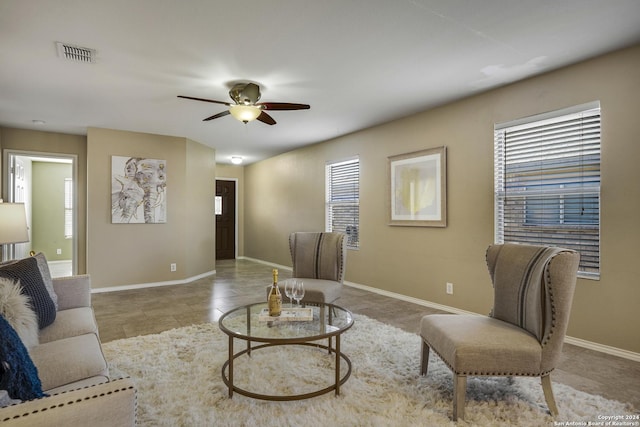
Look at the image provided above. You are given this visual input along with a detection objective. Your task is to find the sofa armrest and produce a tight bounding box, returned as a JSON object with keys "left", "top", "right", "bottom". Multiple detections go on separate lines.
{"left": 52, "top": 275, "right": 91, "bottom": 310}
{"left": 0, "top": 377, "right": 136, "bottom": 427}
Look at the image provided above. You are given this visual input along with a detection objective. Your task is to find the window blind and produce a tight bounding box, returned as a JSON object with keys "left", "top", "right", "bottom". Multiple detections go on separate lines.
{"left": 326, "top": 158, "right": 360, "bottom": 249}
{"left": 64, "top": 178, "right": 73, "bottom": 239}
{"left": 494, "top": 104, "right": 601, "bottom": 278}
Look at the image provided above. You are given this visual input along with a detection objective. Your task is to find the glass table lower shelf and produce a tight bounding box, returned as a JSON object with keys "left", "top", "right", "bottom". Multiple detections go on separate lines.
{"left": 218, "top": 302, "right": 354, "bottom": 401}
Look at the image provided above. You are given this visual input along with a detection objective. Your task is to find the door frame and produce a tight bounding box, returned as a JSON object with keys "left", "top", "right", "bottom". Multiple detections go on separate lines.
{"left": 215, "top": 177, "right": 239, "bottom": 259}
{"left": 3, "top": 149, "right": 78, "bottom": 274}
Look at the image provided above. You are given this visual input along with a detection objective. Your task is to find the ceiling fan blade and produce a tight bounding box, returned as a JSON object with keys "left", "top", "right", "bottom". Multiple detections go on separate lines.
{"left": 203, "top": 110, "right": 231, "bottom": 121}
{"left": 178, "top": 95, "right": 231, "bottom": 106}
{"left": 257, "top": 111, "right": 276, "bottom": 125}
{"left": 258, "top": 102, "right": 310, "bottom": 111}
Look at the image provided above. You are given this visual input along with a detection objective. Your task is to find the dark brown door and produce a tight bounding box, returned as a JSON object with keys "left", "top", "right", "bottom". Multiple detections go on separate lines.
{"left": 216, "top": 180, "right": 236, "bottom": 260}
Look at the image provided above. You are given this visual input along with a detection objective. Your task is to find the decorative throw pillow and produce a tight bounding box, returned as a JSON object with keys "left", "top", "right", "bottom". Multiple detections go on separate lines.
{"left": 32, "top": 253, "right": 58, "bottom": 311}
{"left": 0, "top": 257, "right": 56, "bottom": 329}
{"left": 0, "top": 278, "right": 39, "bottom": 348}
{"left": 0, "top": 315, "right": 46, "bottom": 401}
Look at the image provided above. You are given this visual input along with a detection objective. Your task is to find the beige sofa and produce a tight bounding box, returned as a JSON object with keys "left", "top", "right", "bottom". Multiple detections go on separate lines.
{"left": 0, "top": 273, "right": 136, "bottom": 426}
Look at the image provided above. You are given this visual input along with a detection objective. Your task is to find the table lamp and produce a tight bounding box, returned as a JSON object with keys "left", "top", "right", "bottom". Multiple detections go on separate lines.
{"left": 0, "top": 201, "right": 29, "bottom": 261}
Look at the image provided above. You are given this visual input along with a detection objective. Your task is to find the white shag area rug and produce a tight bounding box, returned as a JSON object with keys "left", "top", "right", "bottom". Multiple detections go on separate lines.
{"left": 103, "top": 315, "right": 634, "bottom": 426}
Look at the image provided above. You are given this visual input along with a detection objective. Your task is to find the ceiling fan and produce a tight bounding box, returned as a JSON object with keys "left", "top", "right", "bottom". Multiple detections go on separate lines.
{"left": 178, "top": 82, "right": 310, "bottom": 125}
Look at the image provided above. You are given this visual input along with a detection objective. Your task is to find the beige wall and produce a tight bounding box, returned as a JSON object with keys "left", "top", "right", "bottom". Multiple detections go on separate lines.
{"left": 0, "top": 128, "right": 88, "bottom": 273}
{"left": 185, "top": 139, "right": 217, "bottom": 276}
{"left": 244, "top": 45, "right": 640, "bottom": 353}
{"left": 87, "top": 128, "right": 215, "bottom": 288}
{"left": 1, "top": 127, "right": 216, "bottom": 288}
{"left": 216, "top": 163, "right": 245, "bottom": 256}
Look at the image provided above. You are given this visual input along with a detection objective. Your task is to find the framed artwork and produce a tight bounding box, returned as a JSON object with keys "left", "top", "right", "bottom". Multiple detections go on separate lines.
{"left": 111, "top": 156, "right": 167, "bottom": 223}
{"left": 388, "top": 146, "right": 447, "bottom": 227}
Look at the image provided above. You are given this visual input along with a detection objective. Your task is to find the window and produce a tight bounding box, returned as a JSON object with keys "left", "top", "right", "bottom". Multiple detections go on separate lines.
{"left": 494, "top": 102, "right": 601, "bottom": 278}
{"left": 64, "top": 178, "right": 73, "bottom": 239}
{"left": 326, "top": 157, "right": 360, "bottom": 249}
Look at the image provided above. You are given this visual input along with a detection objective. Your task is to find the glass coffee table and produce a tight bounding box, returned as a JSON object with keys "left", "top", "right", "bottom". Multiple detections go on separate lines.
{"left": 218, "top": 302, "right": 354, "bottom": 401}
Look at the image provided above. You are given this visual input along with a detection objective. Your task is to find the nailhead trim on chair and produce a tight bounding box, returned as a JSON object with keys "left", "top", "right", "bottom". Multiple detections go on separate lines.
{"left": 421, "top": 337, "right": 554, "bottom": 378}
{"left": 336, "top": 235, "right": 345, "bottom": 283}
{"left": 1, "top": 378, "right": 137, "bottom": 422}
{"left": 541, "top": 254, "right": 563, "bottom": 348}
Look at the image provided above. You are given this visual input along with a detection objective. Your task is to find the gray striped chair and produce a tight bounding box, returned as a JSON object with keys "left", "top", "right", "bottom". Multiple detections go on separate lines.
{"left": 420, "top": 243, "right": 580, "bottom": 421}
{"left": 288, "top": 232, "right": 346, "bottom": 305}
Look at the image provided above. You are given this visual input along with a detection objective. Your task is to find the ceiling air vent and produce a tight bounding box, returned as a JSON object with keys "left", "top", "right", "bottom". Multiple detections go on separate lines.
{"left": 56, "top": 42, "right": 96, "bottom": 63}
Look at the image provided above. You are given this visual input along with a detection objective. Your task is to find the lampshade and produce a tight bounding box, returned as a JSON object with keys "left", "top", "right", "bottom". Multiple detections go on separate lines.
{"left": 229, "top": 105, "right": 261, "bottom": 123}
{"left": 0, "top": 203, "right": 29, "bottom": 245}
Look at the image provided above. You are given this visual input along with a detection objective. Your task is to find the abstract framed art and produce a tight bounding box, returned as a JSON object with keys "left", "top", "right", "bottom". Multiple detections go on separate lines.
{"left": 388, "top": 146, "right": 447, "bottom": 227}
{"left": 111, "top": 156, "right": 167, "bottom": 224}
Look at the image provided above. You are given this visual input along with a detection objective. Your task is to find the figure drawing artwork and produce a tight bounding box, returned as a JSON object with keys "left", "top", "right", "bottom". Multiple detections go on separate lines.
{"left": 111, "top": 156, "right": 167, "bottom": 223}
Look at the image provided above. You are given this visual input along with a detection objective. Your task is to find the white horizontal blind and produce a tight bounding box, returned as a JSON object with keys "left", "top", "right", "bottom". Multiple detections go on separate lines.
{"left": 326, "top": 158, "right": 360, "bottom": 249}
{"left": 494, "top": 104, "right": 601, "bottom": 278}
{"left": 64, "top": 178, "right": 73, "bottom": 239}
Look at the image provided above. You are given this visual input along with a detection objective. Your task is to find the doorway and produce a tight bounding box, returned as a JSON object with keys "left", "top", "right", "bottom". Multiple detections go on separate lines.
{"left": 215, "top": 179, "right": 236, "bottom": 260}
{"left": 4, "top": 150, "right": 77, "bottom": 276}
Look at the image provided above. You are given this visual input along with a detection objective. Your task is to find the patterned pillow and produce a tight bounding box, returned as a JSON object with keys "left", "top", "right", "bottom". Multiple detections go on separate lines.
{"left": 32, "top": 253, "right": 58, "bottom": 311}
{"left": 0, "top": 257, "right": 56, "bottom": 329}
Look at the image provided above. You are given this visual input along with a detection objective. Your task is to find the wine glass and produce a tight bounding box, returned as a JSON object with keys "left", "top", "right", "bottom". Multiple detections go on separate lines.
{"left": 293, "top": 280, "right": 305, "bottom": 307}
{"left": 284, "top": 279, "right": 295, "bottom": 308}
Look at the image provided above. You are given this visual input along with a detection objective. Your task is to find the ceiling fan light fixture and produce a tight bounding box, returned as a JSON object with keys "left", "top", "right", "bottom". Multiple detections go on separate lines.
{"left": 229, "top": 105, "right": 261, "bottom": 123}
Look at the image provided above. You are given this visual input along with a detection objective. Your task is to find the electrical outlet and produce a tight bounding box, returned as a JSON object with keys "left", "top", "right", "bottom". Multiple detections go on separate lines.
{"left": 56, "top": 248, "right": 62, "bottom": 255}
{"left": 446, "top": 282, "right": 454, "bottom": 295}
{"left": 170, "top": 263, "right": 177, "bottom": 272}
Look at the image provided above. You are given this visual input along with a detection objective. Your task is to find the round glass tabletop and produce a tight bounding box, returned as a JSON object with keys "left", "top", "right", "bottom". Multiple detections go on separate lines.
{"left": 219, "top": 302, "right": 353, "bottom": 343}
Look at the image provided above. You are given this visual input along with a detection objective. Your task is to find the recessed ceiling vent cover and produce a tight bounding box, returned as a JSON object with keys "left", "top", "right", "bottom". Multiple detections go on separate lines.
{"left": 56, "top": 42, "right": 96, "bottom": 63}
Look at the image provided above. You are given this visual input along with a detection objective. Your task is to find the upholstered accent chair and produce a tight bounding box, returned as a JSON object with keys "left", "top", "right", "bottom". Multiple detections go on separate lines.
{"left": 420, "top": 243, "right": 580, "bottom": 421}
{"left": 288, "top": 231, "right": 346, "bottom": 304}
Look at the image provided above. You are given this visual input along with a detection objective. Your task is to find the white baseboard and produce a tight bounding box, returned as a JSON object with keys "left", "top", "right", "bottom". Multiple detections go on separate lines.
{"left": 239, "top": 257, "right": 640, "bottom": 362}
{"left": 91, "top": 270, "right": 216, "bottom": 293}
{"left": 563, "top": 336, "right": 640, "bottom": 362}
{"left": 344, "top": 280, "right": 480, "bottom": 316}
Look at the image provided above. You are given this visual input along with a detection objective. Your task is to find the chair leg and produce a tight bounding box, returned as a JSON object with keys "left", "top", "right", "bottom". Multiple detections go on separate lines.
{"left": 453, "top": 374, "right": 467, "bottom": 421}
{"left": 541, "top": 374, "right": 559, "bottom": 416}
{"left": 420, "top": 341, "right": 430, "bottom": 375}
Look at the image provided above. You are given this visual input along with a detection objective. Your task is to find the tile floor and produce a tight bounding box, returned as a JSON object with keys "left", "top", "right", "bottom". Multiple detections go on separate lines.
{"left": 92, "top": 258, "right": 640, "bottom": 411}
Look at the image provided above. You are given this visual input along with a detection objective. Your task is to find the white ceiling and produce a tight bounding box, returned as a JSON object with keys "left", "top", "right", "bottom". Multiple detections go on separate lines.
{"left": 1, "top": 1, "right": 639, "bottom": 165}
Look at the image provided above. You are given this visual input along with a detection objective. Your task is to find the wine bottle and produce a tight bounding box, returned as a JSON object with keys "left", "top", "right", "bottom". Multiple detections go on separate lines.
{"left": 267, "top": 268, "right": 282, "bottom": 316}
